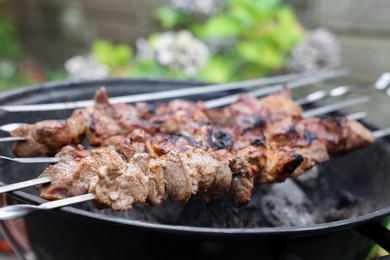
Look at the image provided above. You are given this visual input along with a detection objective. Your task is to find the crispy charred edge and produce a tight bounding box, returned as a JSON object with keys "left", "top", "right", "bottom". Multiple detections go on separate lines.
{"left": 264, "top": 115, "right": 375, "bottom": 154}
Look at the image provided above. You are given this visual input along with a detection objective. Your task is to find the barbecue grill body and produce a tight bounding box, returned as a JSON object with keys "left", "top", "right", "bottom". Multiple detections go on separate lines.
{"left": 0, "top": 78, "right": 389, "bottom": 260}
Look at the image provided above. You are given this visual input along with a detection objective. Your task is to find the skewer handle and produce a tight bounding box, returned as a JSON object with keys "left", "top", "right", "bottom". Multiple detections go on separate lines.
{"left": 0, "top": 177, "right": 51, "bottom": 194}
{"left": 0, "top": 137, "right": 25, "bottom": 142}
{"left": 0, "top": 194, "right": 95, "bottom": 221}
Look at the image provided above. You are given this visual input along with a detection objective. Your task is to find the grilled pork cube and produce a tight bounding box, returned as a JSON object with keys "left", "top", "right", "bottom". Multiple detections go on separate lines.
{"left": 202, "top": 149, "right": 233, "bottom": 199}
{"left": 230, "top": 143, "right": 307, "bottom": 205}
{"left": 102, "top": 136, "right": 136, "bottom": 161}
{"left": 160, "top": 151, "right": 195, "bottom": 203}
{"left": 292, "top": 117, "right": 375, "bottom": 154}
{"left": 150, "top": 99, "right": 209, "bottom": 134}
{"left": 133, "top": 153, "right": 165, "bottom": 206}
{"left": 292, "top": 141, "right": 330, "bottom": 177}
{"left": 91, "top": 157, "right": 149, "bottom": 211}
{"left": 204, "top": 89, "right": 302, "bottom": 129}
{"left": 38, "top": 145, "right": 95, "bottom": 200}
{"left": 12, "top": 120, "right": 73, "bottom": 157}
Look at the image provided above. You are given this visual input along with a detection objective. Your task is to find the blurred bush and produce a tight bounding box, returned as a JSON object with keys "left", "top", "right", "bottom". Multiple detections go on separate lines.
{"left": 84, "top": 0, "right": 305, "bottom": 82}
{"left": 0, "top": 6, "right": 66, "bottom": 91}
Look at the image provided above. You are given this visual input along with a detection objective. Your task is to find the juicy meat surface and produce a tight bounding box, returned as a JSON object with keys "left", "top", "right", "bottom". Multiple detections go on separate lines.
{"left": 90, "top": 156, "right": 149, "bottom": 211}
{"left": 12, "top": 120, "right": 72, "bottom": 157}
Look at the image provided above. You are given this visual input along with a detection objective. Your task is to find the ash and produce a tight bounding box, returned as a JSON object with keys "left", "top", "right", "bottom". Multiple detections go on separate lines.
{"left": 81, "top": 166, "right": 363, "bottom": 228}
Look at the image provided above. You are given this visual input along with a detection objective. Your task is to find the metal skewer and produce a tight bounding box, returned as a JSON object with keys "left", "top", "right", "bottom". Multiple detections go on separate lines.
{"left": 0, "top": 156, "right": 59, "bottom": 163}
{"left": 0, "top": 177, "right": 51, "bottom": 194}
{"left": 204, "top": 69, "right": 349, "bottom": 108}
{"left": 296, "top": 72, "right": 390, "bottom": 106}
{"left": 0, "top": 70, "right": 348, "bottom": 112}
{"left": 0, "top": 194, "right": 95, "bottom": 221}
{"left": 301, "top": 96, "right": 369, "bottom": 117}
{"left": 0, "top": 123, "right": 27, "bottom": 133}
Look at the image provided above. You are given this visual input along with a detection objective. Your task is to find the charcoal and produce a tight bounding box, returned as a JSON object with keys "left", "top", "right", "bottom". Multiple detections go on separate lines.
{"left": 260, "top": 179, "right": 314, "bottom": 227}
{"left": 295, "top": 166, "right": 320, "bottom": 188}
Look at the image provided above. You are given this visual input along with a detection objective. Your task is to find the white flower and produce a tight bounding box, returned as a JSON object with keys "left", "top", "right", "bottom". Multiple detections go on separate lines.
{"left": 0, "top": 60, "right": 16, "bottom": 79}
{"left": 289, "top": 28, "right": 341, "bottom": 72}
{"left": 153, "top": 30, "right": 210, "bottom": 76}
{"left": 64, "top": 55, "right": 109, "bottom": 80}
{"left": 135, "top": 38, "right": 155, "bottom": 61}
{"left": 170, "top": 0, "right": 224, "bottom": 16}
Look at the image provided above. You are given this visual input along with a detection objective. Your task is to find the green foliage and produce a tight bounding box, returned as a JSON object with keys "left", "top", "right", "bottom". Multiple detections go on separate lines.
{"left": 92, "top": 39, "right": 133, "bottom": 69}
{"left": 89, "top": 0, "right": 304, "bottom": 83}
{"left": 0, "top": 13, "right": 67, "bottom": 92}
{"left": 149, "top": 0, "right": 304, "bottom": 82}
{"left": 0, "top": 16, "right": 23, "bottom": 59}
{"left": 155, "top": 6, "right": 188, "bottom": 29}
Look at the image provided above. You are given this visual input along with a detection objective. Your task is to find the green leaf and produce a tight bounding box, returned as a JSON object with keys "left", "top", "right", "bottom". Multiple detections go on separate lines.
{"left": 240, "top": 62, "right": 268, "bottom": 79}
{"left": 0, "top": 17, "right": 23, "bottom": 58}
{"left": 197, "top": 56, "right": 236, "bottom": 82}
{"left": 253, "top": 0, "right": 280, "bottom": 12}
{"left": 155, "top": 6, "right": 186, "bottom": 29}
{"left": 265, "top": 6, "right": 303, "bottom": 51}
{"left": 228, "top": 5, "right": 254, "bottom": 28}
{"left": 92, "top": 39, "right": 114, "bottom": 66}
{"left": 92, "top": 39, "right": 133, "bottom": 69}
{"left": 112, "top": 44, "right": 133, "bottom": 67}
{"left": 198, "top": 15, "right": 243, "bottom": 39}
{"left": 228, "top": 0, "right": 280, "bottom": 13}
{"left": 129, "top": 60, "right": 170, "bottom": 78}
{"left": 237, "top": 40, "right": 284, "bottom": 68}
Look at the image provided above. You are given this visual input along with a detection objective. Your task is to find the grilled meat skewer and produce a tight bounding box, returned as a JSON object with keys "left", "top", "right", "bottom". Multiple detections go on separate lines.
{"left": 36, "top": 133, "right": 314, "bottom": 210}
{"left": 11, "top": 87, "right": 302, "bottom": 157}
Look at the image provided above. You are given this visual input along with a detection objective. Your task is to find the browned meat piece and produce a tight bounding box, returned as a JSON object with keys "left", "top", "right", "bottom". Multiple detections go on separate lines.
{"left": 86, "top": 111, "right": 125, "bottom": 146}
{"left": 66, "top": 107, "right": 93, "bottom": 143}
{"left": 160, "top": 151, "right": 195, "bottom": 203}
{"left": 229, "top": 120, "right": 332, "bottom": 204}
{"left": 202, "top": 149, "right": 232, "bottom": 200}
{"left": 291, "top": 141, "right": 330, "bottom": 177}
{"left": 230, "top": 143, "right": 308, "bottom": 205}
{"left": 150, "top": 99, "right": 209, "bottom": 134}
{"left": 257, "top": 88, "right": 302, "bottom": 117}
{"left": 38, "top": 145, "right": 95, "bottom": 200}
{"left": 204, "top": 88, "right": 302, "bottom": 129}
{"left": 90, "top": 156, "right": 149, "bottom": 211}
{"left": 93, "top": 87, "right": 116, "bottom": 116}
{"left": 39, "top": 146, "right": 129, "bottom": 200}
{"left": 12, "top": 120, "right": 73, "bottom": 157}
{"left": 132, "top": 153, "right": 165, "bottom": 206}
{"left": 344, "top": 119, "right": 375, "bottom": 151}
{"left": 152, "top": 133, "right": 202, "bottom": 155}
{"left": 128, "top": 129, "right": 157, "bottom": 155}
{"left": 157, "top": 147, "right": 232, "bottom": 204}
{"left": 102, "top": 136, "right": 136, "bottom": 161}
{"left": 277, "top": 116, "right": 376, "bottom": 155}
{"left": 311, "top": 117, "right": 375, "bottom": 154}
